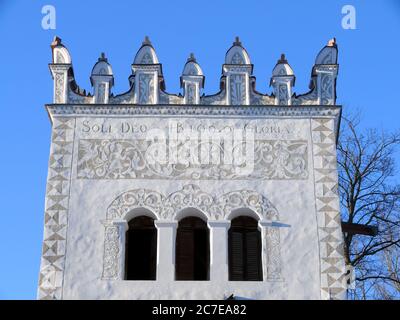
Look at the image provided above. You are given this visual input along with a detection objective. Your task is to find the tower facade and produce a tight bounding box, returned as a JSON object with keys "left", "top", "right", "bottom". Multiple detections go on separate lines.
{"left": 38, "top": 36, "right": 347, "bottom": 300}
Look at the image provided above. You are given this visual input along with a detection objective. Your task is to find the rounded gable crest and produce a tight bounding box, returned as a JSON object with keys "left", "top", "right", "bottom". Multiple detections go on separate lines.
{"left": 225, "top": 37, "right": 251, "bottom": 65}
{"left": 91, "top": 53, "right": 113, "bottom": 76}
{"left": 182, "top": 54, "right": 203, "bottom": 76}
{"left": 315, "top": 38, "right": 338, "bottom": 65}
{"left": 133, "top": 36, "right": 159, "bottom": 64}
{"left": 272, "top": 54, "right": 294, "bottom": 76}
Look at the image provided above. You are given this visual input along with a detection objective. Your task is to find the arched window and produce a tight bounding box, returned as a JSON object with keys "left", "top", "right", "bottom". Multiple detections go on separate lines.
{"left": 175, "top": 216, "right": 209, "bottom": 281}
{"left": 125, "top": 216, "right": 157, "bottom": 280}
{"left": 229, "top": 216, "right": 262, "bottom": 281}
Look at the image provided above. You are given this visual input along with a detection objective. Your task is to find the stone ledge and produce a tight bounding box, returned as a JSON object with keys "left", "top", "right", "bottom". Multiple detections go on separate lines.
{"left": 46, "top": 104, "right": 341, "bottom": 118}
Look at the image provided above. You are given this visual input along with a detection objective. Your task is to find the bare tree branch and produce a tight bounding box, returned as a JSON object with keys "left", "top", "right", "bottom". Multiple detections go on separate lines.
{"left": 338, "top": 112, "right": 400, "bottom": 299}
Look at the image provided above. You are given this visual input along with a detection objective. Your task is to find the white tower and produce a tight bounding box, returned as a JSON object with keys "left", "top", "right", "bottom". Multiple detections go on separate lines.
{"left": 38, "top": 37, "right": 347, "bottom": 300}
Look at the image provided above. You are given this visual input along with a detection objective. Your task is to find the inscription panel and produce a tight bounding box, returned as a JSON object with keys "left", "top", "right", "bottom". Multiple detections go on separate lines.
{"left": 75, "top": 117, "right": 310, "bottom": 180}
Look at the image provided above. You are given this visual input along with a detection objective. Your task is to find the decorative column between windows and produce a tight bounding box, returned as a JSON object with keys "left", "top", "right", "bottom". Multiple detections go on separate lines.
{"left": 208, "top": 220, "right": 231, "bottom": 281}
{"left": 154, "top": 221, "right": 178, "bottom": 282}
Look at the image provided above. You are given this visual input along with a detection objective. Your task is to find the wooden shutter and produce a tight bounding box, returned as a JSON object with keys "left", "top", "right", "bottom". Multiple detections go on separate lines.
{"left": 244, "top": 230, "right": 262, "bottom": 281}
{"left": 229, "top": 216, "right": 263, "bottom": 281}
{"left": 176, "top": 217, "right": 209, "bottom": 281}
{"left": 176, "top": 228, "right": 195, "bottom": 280}
{"left": 229, "top": 230, "right": 244, "bottom": 280}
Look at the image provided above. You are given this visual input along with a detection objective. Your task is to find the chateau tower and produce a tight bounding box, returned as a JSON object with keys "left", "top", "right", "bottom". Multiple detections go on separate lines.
{"left": 38, "top": 36, "right": 346, "bottom": 300}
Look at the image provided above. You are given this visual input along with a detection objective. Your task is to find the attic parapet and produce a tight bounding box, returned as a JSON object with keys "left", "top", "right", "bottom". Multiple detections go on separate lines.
{"left": 223, "top": 37, "right": 252, "bottom": 105}
{"left": 48, "top": 36, "right": 340, "bottom": 106}
{"left": 90, "top": 53, "right": 114, "bottom": 104}
{"left": 49, "top": 37, "right": 71, "bottom": 104}
{"left": 314, "top": 38, "right": 339, "bottom": 105}
{"left": 270, "top": 54, "right": 295, "bottom": 106}
{"left": 180, "top": 53, "right": 204, "bottom": 105}
{"left": 131, "top": 36, "right": 161, "bottom": 104}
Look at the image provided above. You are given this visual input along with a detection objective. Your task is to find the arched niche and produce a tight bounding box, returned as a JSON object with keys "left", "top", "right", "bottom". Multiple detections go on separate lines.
{"left": 228, "top": 215, "right": 263, "bottom": 281}
{"left": 125, "top": 215, "right": 157, "bottom": 281}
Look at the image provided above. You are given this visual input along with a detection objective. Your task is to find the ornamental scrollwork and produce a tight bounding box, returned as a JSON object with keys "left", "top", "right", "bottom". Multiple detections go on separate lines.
{"left": 215, "top": 189, "right": 279, "bottom": 221}
{"left": 106, "top": 189, "right": 165, "bottom": 220}
{"left": 278, "top": 85, "right": 289, "bottom": 105}
{"left": 54, "top": 73, "right": 64, "bottom": 103}
{"left": 161, "top": 184, "right": 216, "bottom": 220}
{"left": 102, "top": 184, "right": 282, "bottom": 281}
{"left": 138, "top": 74, "right": 154, "bottom": 104}
{"left": 320, "top": 74, "right": 334, "bottom": 105}
{"left": 105, "top": 184, "right": 279, "bottom": 222}
{"left": 102, "top": 225, "right": 120, "bottom": 279}
{"left": 77, "top": 139, "right": 308, "bottom": 180}
{"left": 265, "top": 227, "right": 282, "bottom": 280}
{"left": 229, "top": 74, "right": 246, "bottom": 105}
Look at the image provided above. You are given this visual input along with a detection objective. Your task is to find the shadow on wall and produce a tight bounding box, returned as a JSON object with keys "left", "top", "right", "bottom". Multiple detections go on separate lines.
{"left": 224, "top": 293, "right": 254, "bottom": 300}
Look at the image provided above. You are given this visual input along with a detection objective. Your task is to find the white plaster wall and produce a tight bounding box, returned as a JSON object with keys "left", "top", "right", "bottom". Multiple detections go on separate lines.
{"left": 61, "top": 116, "right": 322, "bottom": 300}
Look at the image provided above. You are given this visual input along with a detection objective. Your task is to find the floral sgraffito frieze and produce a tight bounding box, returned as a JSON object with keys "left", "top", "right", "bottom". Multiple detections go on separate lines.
{"left": 107, "top": 189, "right": 165, "bottom": 220}
{"left": 217, "top": 190, "right": 279, "bottom": 221}
{"left": 102, "top": 225, "right": 120, "bottom": 279}
{"left": 162, "top": 184, "right": 216, "bottom": 220}
{"left": 106, "top": 185, "right": 279, "bottom": 221}
{"left": 77, "top": 139, "right": 308, "bottom": 180}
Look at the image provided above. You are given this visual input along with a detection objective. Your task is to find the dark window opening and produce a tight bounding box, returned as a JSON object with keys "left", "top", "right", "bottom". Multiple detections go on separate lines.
{"left": 175, "top": 216, "right": 209, "bottom": 281}
{"left": 229, "top": 216, "right": 262, "bottom": 281}
{"left": 125, "top": 216, "right": 157, "bottom": 280}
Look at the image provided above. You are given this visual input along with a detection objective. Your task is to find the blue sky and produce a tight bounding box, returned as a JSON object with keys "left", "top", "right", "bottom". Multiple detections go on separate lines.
{"left": 0, "top": 0, "right": 399, "bottom": 299}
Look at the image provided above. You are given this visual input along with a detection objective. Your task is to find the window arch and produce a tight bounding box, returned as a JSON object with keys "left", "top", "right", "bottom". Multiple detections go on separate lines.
{"left": 175, "top": 216, "right": 209, "bottom": 281}
{"left": 229, "top": 216, "right": 262, "bottom": 281}
{"left": 125, "top": 216, "right": 157, "bottom": 280}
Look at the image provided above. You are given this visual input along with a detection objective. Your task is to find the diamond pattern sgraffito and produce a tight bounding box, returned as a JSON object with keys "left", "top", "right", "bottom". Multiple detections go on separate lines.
{"left": 38, "top": 117, "right": 75, "bottom": 300}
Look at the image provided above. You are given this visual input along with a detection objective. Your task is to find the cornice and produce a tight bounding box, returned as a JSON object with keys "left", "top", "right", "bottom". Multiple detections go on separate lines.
{"left": 46, "top": 104, "right": 341, "bottom": 119}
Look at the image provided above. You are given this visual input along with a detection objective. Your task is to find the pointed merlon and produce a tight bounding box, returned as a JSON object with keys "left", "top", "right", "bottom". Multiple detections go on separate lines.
{"left": 143, "top": 36, "right": 152, "bottom": 46}
{"left": 187, "top": 53, "right": 196, "bottom": 62}
{"left": 51, "top": 36, "right": 62, "bottom": 48}
{"left": 278, "top": 53, "right": 288, "bottom": 64}
{"left": 327, "top": 38, "right": 337, "bottom": 47}
{"left": 233, "top": 36, "right": 242, "bottom": 46}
